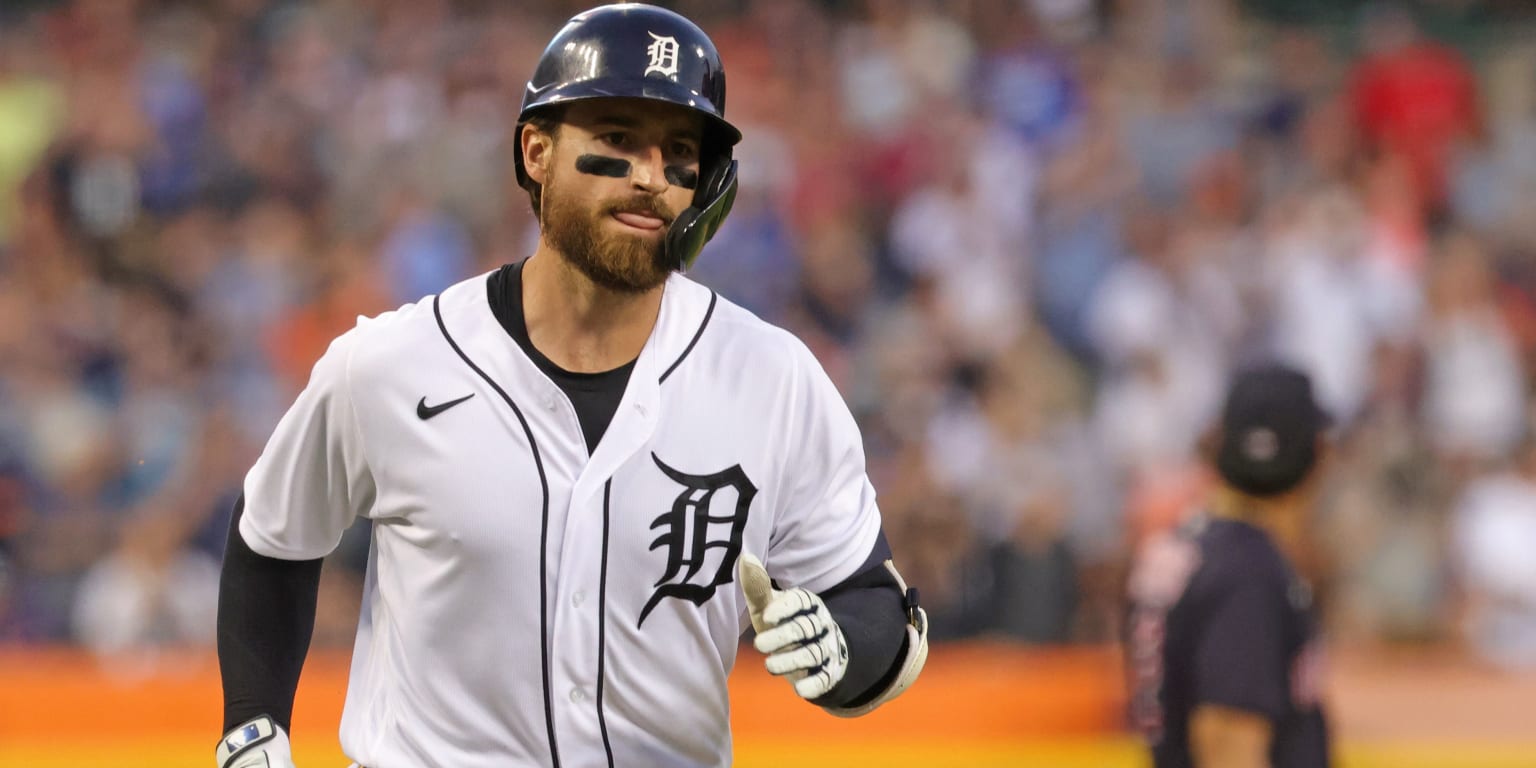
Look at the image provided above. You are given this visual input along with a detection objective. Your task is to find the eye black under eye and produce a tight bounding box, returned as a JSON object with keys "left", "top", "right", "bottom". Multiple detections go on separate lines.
{"left": 665, "top": 166, "right": 699, "bottom": 189}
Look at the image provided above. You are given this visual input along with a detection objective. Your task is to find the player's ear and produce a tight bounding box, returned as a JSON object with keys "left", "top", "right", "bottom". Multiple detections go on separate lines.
{"left": 523, "top": 122, "right": 557, "bottom": 186}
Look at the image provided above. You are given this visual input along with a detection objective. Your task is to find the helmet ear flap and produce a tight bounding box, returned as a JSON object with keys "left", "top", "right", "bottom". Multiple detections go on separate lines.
{"left": 664, "top": 157, "right": 738, "bottom": 271}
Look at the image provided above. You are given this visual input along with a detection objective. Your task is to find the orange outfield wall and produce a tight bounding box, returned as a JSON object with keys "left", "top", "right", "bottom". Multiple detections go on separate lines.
{"left": 0, "top": 642, "right": 1126, "bottom": 746}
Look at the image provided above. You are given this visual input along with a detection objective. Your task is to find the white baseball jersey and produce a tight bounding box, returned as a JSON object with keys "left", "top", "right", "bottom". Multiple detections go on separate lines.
{"left": 240, "top": 270, "right": 883, "bottom": 767}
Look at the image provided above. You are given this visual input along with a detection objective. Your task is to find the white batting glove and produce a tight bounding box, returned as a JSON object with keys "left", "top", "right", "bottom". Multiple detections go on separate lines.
{"left": 738, "top": 553, "right": 849, "bottom": 701}
{"left": 216, "top": 715, "right": 296, "bottom": 768}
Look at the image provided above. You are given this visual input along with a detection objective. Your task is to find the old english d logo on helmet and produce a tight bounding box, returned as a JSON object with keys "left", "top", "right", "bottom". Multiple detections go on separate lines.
{"left": 515, "top": 3, "right": 742, "bottom": 271}
{"left": 644, "top": 32, "right": 680, "bottom": 78}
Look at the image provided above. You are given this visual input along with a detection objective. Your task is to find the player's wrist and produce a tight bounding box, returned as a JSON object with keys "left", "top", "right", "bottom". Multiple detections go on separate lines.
{"left": 216, "top": 715, "right": 295, "bottom": 768}
{"left": 820, "top": 568, "right": 929, "bottom": 718}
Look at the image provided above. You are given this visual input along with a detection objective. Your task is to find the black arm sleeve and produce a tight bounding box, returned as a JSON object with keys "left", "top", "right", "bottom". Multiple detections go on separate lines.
{"left": 217, "top": 494, "right": 325, "bottom": 733}
{"left": 811, "top": 531, "right": 910, "bottom": 709}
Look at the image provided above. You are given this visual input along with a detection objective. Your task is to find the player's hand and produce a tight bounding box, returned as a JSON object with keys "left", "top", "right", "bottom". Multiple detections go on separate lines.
{"left": 738, "top": 553, "right": 849, "bottom": 701}
{"left": 216, "top": 715, "right": 297, "bottom": 768}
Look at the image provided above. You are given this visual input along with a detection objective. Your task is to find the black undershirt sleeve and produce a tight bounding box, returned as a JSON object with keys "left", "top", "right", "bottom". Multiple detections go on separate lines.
{"left": 217, "top": 494, "right": 325, "bottom": 734}
{"left": 810, "top": 531, "right": 911, "bottom": 709}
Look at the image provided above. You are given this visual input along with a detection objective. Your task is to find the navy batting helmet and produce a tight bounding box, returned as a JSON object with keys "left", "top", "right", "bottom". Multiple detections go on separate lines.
{"left": 515, "top": 3, "right": 741, "bottom": 271}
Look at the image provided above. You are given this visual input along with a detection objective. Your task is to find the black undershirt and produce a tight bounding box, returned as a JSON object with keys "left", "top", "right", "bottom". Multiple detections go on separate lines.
{"left": 487, "top": 261, "right": 633, "bottom": 455}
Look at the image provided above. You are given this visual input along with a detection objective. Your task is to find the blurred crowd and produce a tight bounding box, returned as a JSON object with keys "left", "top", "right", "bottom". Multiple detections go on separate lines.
{"left": 3, "top": 0, "right": 1536, "bottom": 670}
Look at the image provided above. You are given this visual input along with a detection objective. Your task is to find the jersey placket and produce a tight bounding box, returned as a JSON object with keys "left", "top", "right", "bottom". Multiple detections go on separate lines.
{"left": 546, "top": 355, "right": 663, "bottom": 766}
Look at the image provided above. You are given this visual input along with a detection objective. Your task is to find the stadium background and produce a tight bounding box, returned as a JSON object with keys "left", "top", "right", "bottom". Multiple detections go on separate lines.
{"left": 1, "top": 0, "right": 1535, "bottom": 765}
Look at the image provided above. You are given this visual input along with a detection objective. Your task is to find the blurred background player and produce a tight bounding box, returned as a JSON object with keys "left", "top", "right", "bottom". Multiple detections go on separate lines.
{"left": 1125, "top": 364, "right": 1333, "bottom": 768}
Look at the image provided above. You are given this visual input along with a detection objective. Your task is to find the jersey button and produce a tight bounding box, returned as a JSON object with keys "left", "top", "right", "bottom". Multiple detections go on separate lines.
{"left": 569, "top": 688, "right": 587, "bottom": 704}
{"left": 572, "top": 591, "right": 585, "bottom": 607}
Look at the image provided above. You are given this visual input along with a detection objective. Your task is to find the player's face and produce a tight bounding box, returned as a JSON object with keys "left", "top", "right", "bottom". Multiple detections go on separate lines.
{"left": 537, "top": 99, "right": 704, "bottom": 294}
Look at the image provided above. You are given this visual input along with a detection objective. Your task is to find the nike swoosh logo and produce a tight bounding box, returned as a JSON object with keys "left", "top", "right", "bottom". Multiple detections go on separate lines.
{"left": 417, "top": 394, "right": 474, "bottom": 420}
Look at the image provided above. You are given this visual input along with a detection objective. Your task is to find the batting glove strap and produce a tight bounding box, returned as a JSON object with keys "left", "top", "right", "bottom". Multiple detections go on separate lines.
{"left": 822, "top": 563, "right": 931, "bottom": 718}
{"left": 216, "top": 715, "right": 295, "bottom": 768}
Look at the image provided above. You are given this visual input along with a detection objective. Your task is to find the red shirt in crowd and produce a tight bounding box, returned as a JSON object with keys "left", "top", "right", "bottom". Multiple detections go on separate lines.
{"left": 1349, "top": 40, "right": 1481, "bottom": 212}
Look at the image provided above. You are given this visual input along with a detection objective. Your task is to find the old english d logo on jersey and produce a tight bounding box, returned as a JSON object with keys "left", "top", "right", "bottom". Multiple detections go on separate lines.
{"left": 644, "top": 32, "right": 679, "bottom": 78}
{"left": 637, "top": 453, "right": 756, "bottom": 627}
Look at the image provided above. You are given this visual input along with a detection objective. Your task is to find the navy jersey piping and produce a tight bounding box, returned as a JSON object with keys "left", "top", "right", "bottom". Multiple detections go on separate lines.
{"left": 432, "top": 295, "right": 563, "bottom": 768}
{"left": 597, "top": 480, "right": 616, "bottom": 767}
{"left": 658, "top": 291, "right": 717, "bottom": 384}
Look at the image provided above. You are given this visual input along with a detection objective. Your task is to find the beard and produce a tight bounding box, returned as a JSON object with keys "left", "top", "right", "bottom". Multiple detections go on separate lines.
{"left": 540, "top": 175, "right": 677, "bottom": 294}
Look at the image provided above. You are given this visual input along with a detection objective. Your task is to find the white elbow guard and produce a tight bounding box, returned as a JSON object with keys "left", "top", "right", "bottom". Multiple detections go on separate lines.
{"left": 822, "top": 560, "right": 929, "bottom": 718}
{"left": 216, "top": 715, "right": 296, "bottom": 768}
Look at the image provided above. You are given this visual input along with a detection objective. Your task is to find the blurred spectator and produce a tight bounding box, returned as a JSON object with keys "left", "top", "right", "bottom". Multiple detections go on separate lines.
{"left": 0, "top": 448, "right": 29, "bottom": 640}
{"left": 1088, "top": 200, "right": 1234, "bottom": 478}
{"left": 889, "top": 110, "right": 1035, "bottom": 362}
{"left": 1421, "top": 232, "right": 1526, "bottom": 467}
{"left": 1321, "top": 342, "right": 1454, "bottom": 643}
{"left": 1348, "top": 2, "right": 1481, "bottom": 219}
{"left": 873, "top": 440, "right": 988, "bottom": 641}
{"left": 0, "top": 18, "right": 66, "bottom": 247}
{"left": 376, "top": 188, "right": 474, "bottom": 306}
{"left": 1266, "top": 187, "right": 1415, "bottom": 425}
{"left": 976, "top": 7, "right": 1077, "bottom": 149}
{"left": 1032, "top": 49, "right": 1133, "bottom": 360}
{"left": 71, "top": 506, "right": 220, "bottom": 658}
{"left": 1453, "top": 433, "right": 1536, "bottom": 667}
{"left": 204, "top": 195, "right": 308, "bottom": 428}
{"left": 1124, "top": 57, "right": 1239, "bottom": 208}
{"left": 924, "top": 333, "right": 1100, "bottom": 641}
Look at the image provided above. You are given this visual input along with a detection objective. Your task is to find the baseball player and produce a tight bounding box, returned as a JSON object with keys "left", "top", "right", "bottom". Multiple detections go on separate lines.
{"left": 214, "top": 5, "right": 928, "bottom": 767}
{"left": 1125, "top": 364, "right": 1333, "bottom": 768}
